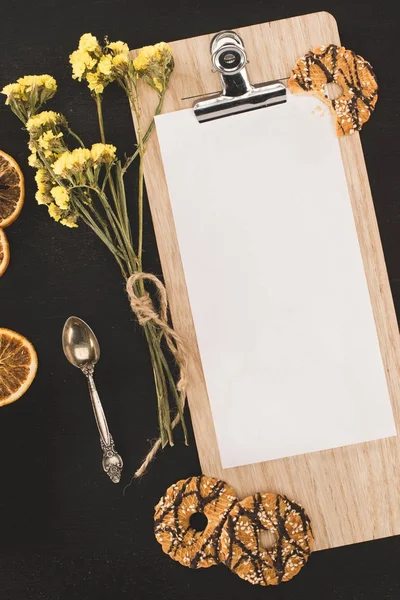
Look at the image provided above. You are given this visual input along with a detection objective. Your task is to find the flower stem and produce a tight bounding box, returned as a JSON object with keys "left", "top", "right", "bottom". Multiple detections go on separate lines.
{"left": 145, "top": 321, "right": 174, "bottom": 446}
{"left": 142, "top": 322, "right": 168, "bottom": 447}
{"left": 94, "top": 95, "right": 134, "bottom": 254}
{"left": 159, "top": 349, "right": 188, "bottom": 444}
{"left": 137, "top": 155, "right": 144, "bottom": 266}
{"left": 95, "top": 94, "right": 106, "bottom": 144}
{"left": 122, "top": 93, "right": 164, "bottom": 175}
{"left": 132, "top": 90, "right": 146, "bottom": 266}
{"left": 115, "top": 161, "right": 132, "bottom": 245}
{"left": 121, "top": 83, "right": 183, "bottom": 448}
{"left": 68, "top": 128, "right": 85, "bottom": 148}
{"left": 74, "top": 196, "right": 129, "bottom": 278}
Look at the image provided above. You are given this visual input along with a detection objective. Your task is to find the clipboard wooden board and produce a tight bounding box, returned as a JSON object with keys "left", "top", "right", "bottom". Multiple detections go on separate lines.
{"left": 132, "top": 11, "right": 400, "bottom": 551}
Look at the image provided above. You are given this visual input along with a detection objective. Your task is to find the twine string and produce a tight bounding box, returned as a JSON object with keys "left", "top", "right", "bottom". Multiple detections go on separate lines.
{"left": 126, "top": 272, "right": 188, "bottom": 478}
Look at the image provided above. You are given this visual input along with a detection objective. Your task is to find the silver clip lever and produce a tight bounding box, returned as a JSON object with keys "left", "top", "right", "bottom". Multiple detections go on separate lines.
{"left": 194, "top": 31, "right": 286, "bottom": 123}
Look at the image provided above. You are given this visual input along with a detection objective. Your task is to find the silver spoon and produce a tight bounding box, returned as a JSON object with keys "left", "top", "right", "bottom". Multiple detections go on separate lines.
{"left": 62, "top": 316, "right": 123, "bottom": 483}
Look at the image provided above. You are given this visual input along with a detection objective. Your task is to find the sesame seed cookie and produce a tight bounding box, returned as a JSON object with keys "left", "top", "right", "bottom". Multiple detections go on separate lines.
{"left": 219, "top": 492, "right": 313, "bottom": 586}
{"left": 154, "top": 475, "right": 238, "bottom": 569}
{"left": 288, "top": 44, "right": 378, "bottom": 136}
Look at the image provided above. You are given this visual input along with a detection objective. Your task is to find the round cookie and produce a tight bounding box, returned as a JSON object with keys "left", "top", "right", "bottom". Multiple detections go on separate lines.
{"left": 219, "top": 493, "right": 313, "bottom": 586}
{"left": 288, "top": 44, "right": 378, "bottom": 136}
{"left": 154, "top": 475, "right": 238, "bottom": 569}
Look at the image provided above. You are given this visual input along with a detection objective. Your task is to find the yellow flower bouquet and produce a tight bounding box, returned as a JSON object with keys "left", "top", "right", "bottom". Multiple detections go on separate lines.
{"left": 2, "top": 33, "right": 187, "bottom": 476}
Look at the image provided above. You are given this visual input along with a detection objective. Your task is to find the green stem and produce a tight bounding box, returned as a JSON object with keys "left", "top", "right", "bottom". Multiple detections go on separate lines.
{"left": 137, "top": 154, "right": 144, "bottom": 266}
{"left": 77, "top": 196, "right": 130, "bottom": 280}
{"left": 74, "top": 196, "right": 129, "bottom": 277}
{"left": 142, "top": 323, "right": 168, "bottom": 447}
{"left": 68, "top": 128, "right": 85, "bottom": 148}
{"left": 94, "top": 94, "right": 133, "bottom": 252}
{"left": 115, "top": 161, "right": 132, "bottom": 245}
{"left": 107, "top": 169, "right": 126, "bottom": 240}
{"left": 96, "top": 188, "right": 130, "bottom": 262}
{"left": 95, "top": 94, "right": 106, "bottom": 144}
{"left": 159, "top": 350, "right": 188, "bottom": 444}
{"left": 71, "top": 182, "right": 138, "bottom": 270}
{"left": 121, "top": 121, "right": 152, "bottom": 174}
{"left": 122, "top": 93, "right": 164, "bottom": 175}
{"left": 122, "top": 84, "right": 181, "bottom": 446}
{"left": 145, "top": 322, "right": 173, "bottom": 446}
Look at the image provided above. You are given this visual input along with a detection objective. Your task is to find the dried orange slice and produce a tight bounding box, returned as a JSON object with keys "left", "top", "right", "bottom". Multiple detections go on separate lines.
{"left": 0, "top": 150, "right": 25, "bottom": 228}
{"left": 0, "top": 329, "right": 38, "bottom": 407}
{"left": 0, "top": 229, "right": 10, "bottom": 276}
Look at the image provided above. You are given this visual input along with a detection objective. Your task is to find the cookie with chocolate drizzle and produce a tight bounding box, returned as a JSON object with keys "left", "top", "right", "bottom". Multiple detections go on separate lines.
{"left": 288, "top": 44, "right": 378, "bottom": 136}
{"left": 219, "top": 493, "right": 314, "bottom": 586}
{"left": 154, "top": 475, "right": 238, "bottom": 569}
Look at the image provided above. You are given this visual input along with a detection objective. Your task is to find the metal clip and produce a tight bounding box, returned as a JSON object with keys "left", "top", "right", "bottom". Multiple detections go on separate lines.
{"left": 194, "top": 31, "right": 286, "bottom": 123}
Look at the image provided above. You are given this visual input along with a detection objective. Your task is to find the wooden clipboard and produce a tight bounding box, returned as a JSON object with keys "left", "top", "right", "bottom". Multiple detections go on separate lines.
{"left": 132, "top": 11, "right": 400, "bottom": 551}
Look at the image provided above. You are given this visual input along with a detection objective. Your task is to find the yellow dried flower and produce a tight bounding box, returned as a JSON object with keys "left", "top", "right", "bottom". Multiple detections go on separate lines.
{"left": 52, "top": 152, "right": 70, "bottom": 176}
{"left": 48, "top": 203, "right": 63, "bottom": 222}
{"left": 70, "top": 51, "right": 86, "bottom": 80}
{"left": 107, "top": 40, "right": 130, "bottom": 77}
{"left": 155, "top": 42, "right": 169, "bottom": 52}
{"left": 112, "top": 54, "right": 129, "bottom": 68}
{"left": 91, "top": 143, "right": 116, "bottom": 163}
{"left": 35, "top": 190, "right": 49, "bottom": 205}
{"left": 107, "top": 41, "right": 130, "bottom": 55}
{"left": 1, "top": 75, "right": 58, "bottom": 120}
{"left": 155, "top": 42, "right": 173, "bottom": 62}
{"left": 60, "top": 215, "right": 79, "bottom": 228}
{"left": 51, "top": 186, "right": 70, "bottom": 210}
{"left": 133, "top": 46, "right": 157, "bottom": 71}
{"left": 35, "top": 168, "right": 49, "bottom": 191}
{"left": 98, "top": 55, "right": 113, "bottom": 76}
{"left": 86, "top": 72, "right": 104, "bottom": 94}
{"left": 28, "top": 152, "right": 41, "bottom": 168}
{"left": 69, "top": 34, "right": 101, "bottom": 83}
{"left": 1, "top": 83, "right": 22, "bottom": 101}
{"left": 70, "top": 49, "right": 98, "bottom": 80}
{"left": 37, "top": 130, "right": 63, "bottom": 150}
{"left": 133, "top": 42, "right": 174, "bottom": 95}
{"left": 133, "top": 42, "right": 172, "bottom": 70}
{"left": 36, "top": 172, "right": 77, "bottom": 226}
{"left": 34, "top": 168, "right": 53, "bottom": 204}
{"left": 34, "top": 129, "right": 64, "bottom": 161}
{"left": 53, "top": 148, "right": 92, "bottom": 176}
{"left": 70, "top": 35, "right": 132, "bottom": 94}
{"left": 70, "top": 147, "right": 92, "bottom": 166}
{"left": 26, "top": 111, "right": 66, "bottom": 133}
{"left": 78, "top": 33, "right": 100, "bottom": 53}
{"left": 1, "top": 75, "right": 57, "bottom": 103}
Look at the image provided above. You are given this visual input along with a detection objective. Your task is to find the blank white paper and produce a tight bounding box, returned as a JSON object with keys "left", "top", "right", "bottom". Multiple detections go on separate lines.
{"left": 155, "top": 92, "right": 397, "bottom": 469}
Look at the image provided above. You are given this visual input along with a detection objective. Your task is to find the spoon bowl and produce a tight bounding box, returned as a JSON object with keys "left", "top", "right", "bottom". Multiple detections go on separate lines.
{"left": 62, "top": 316, "right": 100, "bottom": 370}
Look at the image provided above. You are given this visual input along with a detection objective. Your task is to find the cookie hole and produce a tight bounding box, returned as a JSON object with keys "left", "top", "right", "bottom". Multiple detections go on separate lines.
{"left": 190, "top": 512, "right": 208, "bottom": 532}
{"left": 323, "top": 82, "right": 343, "bottom": 100}
{"left": 259, "top": 530, "right": 275, "bottom": 549}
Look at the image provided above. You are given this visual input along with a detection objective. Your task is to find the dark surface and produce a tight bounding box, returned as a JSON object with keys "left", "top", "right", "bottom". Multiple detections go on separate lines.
{"left": 1, "top": 1, "right": 399, "bottom": 598}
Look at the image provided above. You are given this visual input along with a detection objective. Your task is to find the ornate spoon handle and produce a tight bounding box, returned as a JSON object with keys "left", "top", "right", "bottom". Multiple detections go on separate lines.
{"left": 84, "top": 366, "right": 123, "bottom": 483}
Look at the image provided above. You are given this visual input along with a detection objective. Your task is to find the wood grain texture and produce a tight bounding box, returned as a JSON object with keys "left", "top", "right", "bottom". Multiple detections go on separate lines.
{"left": 132, "top": 11, "right": 400, "bottom": 551}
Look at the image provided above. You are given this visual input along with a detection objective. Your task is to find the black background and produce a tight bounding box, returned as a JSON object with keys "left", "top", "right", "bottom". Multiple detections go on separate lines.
{"left": 1, "top": 1, "right": 400, "bottom": 598}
